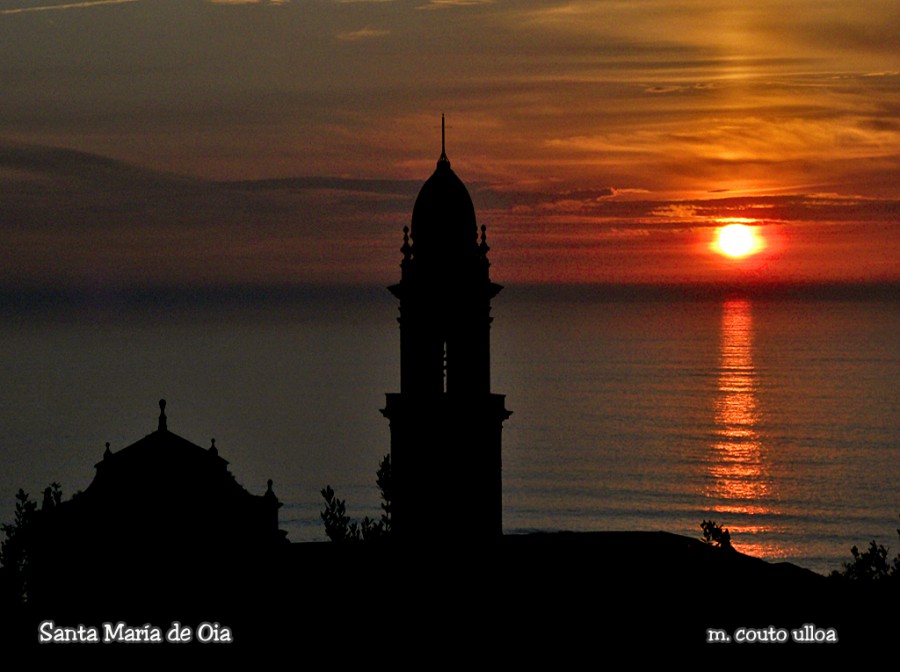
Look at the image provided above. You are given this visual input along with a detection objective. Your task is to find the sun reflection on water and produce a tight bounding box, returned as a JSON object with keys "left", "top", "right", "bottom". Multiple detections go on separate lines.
{"left": 706, "top": 300, "right": 776, "bottom": 528}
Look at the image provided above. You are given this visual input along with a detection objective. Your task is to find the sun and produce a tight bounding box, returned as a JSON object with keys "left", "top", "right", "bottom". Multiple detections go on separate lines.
{"left": 716, "top": 223, "right": 761, "bottom": 258}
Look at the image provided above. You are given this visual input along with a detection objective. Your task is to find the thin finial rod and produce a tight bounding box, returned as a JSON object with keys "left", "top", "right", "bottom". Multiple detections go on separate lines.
{"left": 439, "top": 113, "right": 448, "bottom": 163}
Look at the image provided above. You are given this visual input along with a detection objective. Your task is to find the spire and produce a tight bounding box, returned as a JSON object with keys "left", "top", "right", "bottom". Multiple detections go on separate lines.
{"left": 438, "top": 113, "right": 449, "bottom": 165}
{"left": 158, "top": 399, "right": 167, "bottom": 432}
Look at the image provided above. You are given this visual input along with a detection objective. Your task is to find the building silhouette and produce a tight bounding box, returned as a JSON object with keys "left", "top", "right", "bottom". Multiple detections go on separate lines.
{"left": 25, "top": 400, "right": 285, "bottom": 611}
{"left": 382, "top": 118, "right": 511, "bottom": 542}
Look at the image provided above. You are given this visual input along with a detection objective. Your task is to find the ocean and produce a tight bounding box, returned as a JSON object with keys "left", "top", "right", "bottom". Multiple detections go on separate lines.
{"left": 1, "top": 285, "right": 897, "bottom": 575}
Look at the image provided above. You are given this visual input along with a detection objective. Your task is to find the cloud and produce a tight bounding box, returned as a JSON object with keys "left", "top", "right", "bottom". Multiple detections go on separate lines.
{"left": 417, "top": 0, "right": 492, "bottom": 10}
{"left": 0, "top": 142, "right": 184, "bottom": 187}
{"left": 651, "top": 204, "right": 700, "bottom": 220}
{"left": 0, "top": 142, "right": 420, "bottom": 288}
{"left": 2, "top": 141, "right": 897, "bottom": 290}
{"left": 231, "top": 175, "right": 417, "bottom": 195}
{"left": 206, "top": 1, "right": 289, "bottom": 5}
{"left": 336, "top": 26, "right": 390, "bottom": 41}
{"left": 0, "top": 0, "right": 136, "bottom": 14}
{"left": 645, "top": 86, "right": 683, "bottom": 94}
{"left": 0, "top": 0, "right": 895, "bottom": 284}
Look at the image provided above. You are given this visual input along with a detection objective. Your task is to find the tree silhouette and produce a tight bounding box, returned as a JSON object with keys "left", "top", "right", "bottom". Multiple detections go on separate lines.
{"left": 700, "top": 519, "right": 733, "bottom": 550}
{"left": 321, "top": 454, "right": 391, "bottom": 542}
{"left": 1, "top": 483, "right": 69, "bottom": 604}
{"left": 831, "top": 514, "right": 900, "bottom": 582}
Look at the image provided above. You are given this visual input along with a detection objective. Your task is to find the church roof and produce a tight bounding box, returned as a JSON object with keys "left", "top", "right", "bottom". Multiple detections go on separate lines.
{"left": 409, "top": 118, "right": 478, "bottom": 263}
{"left": 90, "top": 399, "right": 244, "bottom": 500}
{"left": 26, "top": 400, "right": 286, "bottom": 612}
{"left": 39, "top": 399, "right": 284, "bottom": 550}
{"left": 90, "top": 400, "right": 232, "bottom": 490}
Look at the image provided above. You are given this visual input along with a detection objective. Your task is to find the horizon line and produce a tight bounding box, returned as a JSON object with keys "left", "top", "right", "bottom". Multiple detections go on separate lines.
{"left": 1, "top": 279, "right": 897, "bottom": 315}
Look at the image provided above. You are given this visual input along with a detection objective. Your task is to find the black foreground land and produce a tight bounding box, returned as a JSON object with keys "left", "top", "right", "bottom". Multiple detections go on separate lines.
{"left": 3, "top": 531, "right": 895, "bottom": 659}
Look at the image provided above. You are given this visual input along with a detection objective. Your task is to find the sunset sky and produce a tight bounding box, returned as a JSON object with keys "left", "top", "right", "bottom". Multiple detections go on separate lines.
{"left": 1, "top": 0, "right": 897, "bottom": 289}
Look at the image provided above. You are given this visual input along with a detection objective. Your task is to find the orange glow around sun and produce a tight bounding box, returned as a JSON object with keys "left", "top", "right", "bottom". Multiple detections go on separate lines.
{"left": 715, "top": 222, "right": 764, "bottom": 258}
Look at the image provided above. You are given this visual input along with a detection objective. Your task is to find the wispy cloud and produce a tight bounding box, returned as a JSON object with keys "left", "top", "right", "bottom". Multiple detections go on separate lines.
{"left": 2, "top": 142, "right": 897, "bottom": 289}
{"left": 417, "top": 0, "right": 492, "bottom": 10}
{"left": 0, "top": 0, "right": 895, "bottom": 285}
{"left": 0, "top": 0, "right": 136, "bottom": 14}
{"left": 206, "top": 1, "right": 289, "bottom": 5}
{"left": 336, "top": 26, "right": 390, "bottom": 41}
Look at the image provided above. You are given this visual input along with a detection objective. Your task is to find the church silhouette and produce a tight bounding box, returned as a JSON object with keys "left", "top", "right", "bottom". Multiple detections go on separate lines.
{"left": 20, "top": 399, "right": 286, "bottom": 616}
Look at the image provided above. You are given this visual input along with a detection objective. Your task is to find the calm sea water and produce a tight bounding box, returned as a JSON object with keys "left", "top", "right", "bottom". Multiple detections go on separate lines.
{"left": 1, "top": 286, "right": 897, "bottom": 575}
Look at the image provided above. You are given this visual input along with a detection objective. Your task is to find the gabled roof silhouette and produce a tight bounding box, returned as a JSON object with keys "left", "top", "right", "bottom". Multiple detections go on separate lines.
{"left": 90, "top": 405, "right": 253, "bottom": 508}
{"left": 56, "top": 399, "right": 285, "bottom": 546}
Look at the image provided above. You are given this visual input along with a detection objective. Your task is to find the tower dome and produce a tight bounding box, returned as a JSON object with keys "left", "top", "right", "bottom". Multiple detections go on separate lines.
{"left": 409, "top": 121, "right": 478, "bottom": 263}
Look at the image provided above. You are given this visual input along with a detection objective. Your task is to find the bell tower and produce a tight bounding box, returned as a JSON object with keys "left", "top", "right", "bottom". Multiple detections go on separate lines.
{"left": 382, "top": 118, "right": 511, "bottom": 542}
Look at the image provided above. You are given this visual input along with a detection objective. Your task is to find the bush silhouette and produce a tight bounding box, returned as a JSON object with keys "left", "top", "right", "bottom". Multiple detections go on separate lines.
{"left": 831, "top": 515, "right": 899, "bottom": 582}
{"left": 0, "top": 483, "right": 63, "bottom": 603}
{"left": 700, "top": 519, "right": 733, "bottom": 550}
{"left": 321, "top": 454, "right": 391, "bottom": 542}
